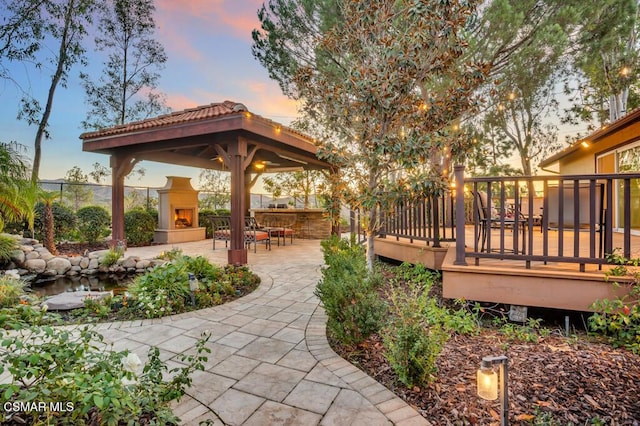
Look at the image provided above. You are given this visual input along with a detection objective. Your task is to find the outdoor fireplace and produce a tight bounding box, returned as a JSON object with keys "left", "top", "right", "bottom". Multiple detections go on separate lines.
{"left": 154, "top": 177, "right": 205, "bottom": 243}
{"left": 174, "top": 208, "right": 194, "bottom": 228}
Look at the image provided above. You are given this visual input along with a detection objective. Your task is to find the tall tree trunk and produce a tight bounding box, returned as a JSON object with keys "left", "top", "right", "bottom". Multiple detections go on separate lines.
{"left": 44, "top": 202, "right": 57, "bottom": 255}
{"left": 30, "top": 0, "right": 75, "bottom": 182}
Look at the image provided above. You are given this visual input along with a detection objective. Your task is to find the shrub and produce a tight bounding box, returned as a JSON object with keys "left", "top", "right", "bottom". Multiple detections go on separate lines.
{"left": 382, "top": 276, "right": 447, "bottom": 387}
{"left": 33, "top": 201, "right": 77, "bottom": 242}
{"left": 129, "top": 262, "right": 190, "bottom": 318}
{"left": 0, "top": 306, "right": 210, "bottom": 425}
{"left": 589, "top": 252, "right": 640, "bottom": 353}
{"left": 0, "top": 233, "right": 18, "bottom": 264}
{"left": 0, "top": 275, "right": 24, "bottom": 308}
{"left": 315, "top": 236, "right": 386, "bottom": 345}
{"left": 199, "top": 209, "right": 215, "bottom": 238}
{"left": 100, "top": 246, "right": 124, "bottom": 267}
{"left": 124, "top": 209, "right": 156, "bottom": 246}
{"left": 76, "top": 205, "right": 111, "bottom": 243}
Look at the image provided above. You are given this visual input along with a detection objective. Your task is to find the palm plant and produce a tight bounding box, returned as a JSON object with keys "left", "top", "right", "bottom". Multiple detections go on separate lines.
{"left": 0, "top": 142, "right": 38, "bottom": 233}
{"left": 39, "top": 191, "right": 59, "bottom": 254}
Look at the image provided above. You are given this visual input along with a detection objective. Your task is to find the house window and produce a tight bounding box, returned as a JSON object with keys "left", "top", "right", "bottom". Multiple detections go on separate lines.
{"left": 598, "top": 142, "right": 640, "bottom": 232}
{"left": 616, "top": 144, "right": 640, "bottom": 231}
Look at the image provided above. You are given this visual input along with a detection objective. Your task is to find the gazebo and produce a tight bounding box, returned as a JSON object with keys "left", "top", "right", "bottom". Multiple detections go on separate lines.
{"left": 81, "top": 100, "right": 333, "bottom": 265}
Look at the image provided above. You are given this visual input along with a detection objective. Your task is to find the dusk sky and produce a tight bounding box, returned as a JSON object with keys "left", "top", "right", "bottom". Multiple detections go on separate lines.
{"left": 0, "top": 0, "right": 298, "bottom": 189}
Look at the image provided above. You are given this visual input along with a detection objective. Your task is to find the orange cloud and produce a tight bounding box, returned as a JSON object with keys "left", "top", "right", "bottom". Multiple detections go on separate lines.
{"left": 156, "top": 0, "right": 264, "bottom": 44}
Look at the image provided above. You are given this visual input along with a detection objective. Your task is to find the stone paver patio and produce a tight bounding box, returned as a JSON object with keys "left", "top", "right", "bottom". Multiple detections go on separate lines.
{"left": 99, "top": 239, "right": 431, "bottom": 425}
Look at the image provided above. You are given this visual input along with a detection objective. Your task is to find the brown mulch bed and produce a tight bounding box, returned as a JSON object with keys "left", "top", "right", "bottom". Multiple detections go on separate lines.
{"left": 330, "top": 265, "right": 640, "bottom": 425}
{"left": 333, "top": 331, "right": 640, "bottom": 425}
{"left": 55, "top": 241, "right": 111, "bottom": 256}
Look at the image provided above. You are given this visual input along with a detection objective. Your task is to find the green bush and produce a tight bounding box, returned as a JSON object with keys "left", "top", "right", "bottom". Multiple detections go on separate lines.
{"left": 0, "top": 233, "right": 18, "bottom": 264}
{"left": 33, "top": 201, "right": 77, "bottom": 242}
{"left": 76, "top": 205, "right": 111, "bottom": 243}
{"left": 315, "top": 236, "right": 386, "bottom": 345}
{"left": 124, "top": 209, "right": 156, "bottom": 246}
{"left": 382, "top": 278, "right": 447, "bottom": 387}
{"left": 0, "top": 275, "right": 24, "bottom": 308}
{"left": 589, "top": 252, "right": 640, "bottom": 353}
{"left": 199, "top": 209, "right": 215, "bottom": 238}
{"left": 0, "top": 306, "right": 210, "bottom": 425}
{"left": 100, "top": 247, "right": 124, "bottom": 267}
{"left": 129, "top": 262, "right": 191, "bottom": 318}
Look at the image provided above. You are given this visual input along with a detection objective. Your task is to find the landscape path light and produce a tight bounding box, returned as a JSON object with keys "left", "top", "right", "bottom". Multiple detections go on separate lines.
{"left": 188, "top": 273, "right": 198, "bottom": 306}
{"left": 477, "top": 355, "right": 508, "bottom": 426}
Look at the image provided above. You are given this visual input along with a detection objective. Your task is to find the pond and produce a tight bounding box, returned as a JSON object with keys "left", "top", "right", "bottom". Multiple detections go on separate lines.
{"left": 30, "top": 274, "right": 134, "bottom": 298}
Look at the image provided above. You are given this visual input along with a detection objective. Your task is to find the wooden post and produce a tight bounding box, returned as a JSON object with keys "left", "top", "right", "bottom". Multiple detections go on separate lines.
{"left": 228, "top": 139, "right": 248, "bottom": 265}
{"left": 454, "top": 165, "right": 468, "bottom": 265}
{"left": 110, "top": 154, "right": 138, "bottom": 249}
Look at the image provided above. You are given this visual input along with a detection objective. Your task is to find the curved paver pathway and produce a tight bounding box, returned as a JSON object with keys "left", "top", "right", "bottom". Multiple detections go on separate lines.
{"left": 99, "top": 239, "right": 430, "bottom": 425}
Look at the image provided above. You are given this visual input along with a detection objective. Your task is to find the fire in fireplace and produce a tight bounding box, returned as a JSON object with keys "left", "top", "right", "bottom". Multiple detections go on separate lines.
{"left": 174, "top": 209, "right": 194, "bottom": 228}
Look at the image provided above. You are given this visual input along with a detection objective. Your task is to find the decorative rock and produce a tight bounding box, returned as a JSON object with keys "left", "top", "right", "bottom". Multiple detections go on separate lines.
{"left": 88, "top": 258, "right": 99, "bottom": 269}
{"left": 40, "top": 253, "right": 55, "bottom": 261}
{"left": 10, "top": 250, "right": 25, "bottom": 264}
{"left": 90, "top": 250, "right": 109, "bottom": 258}
{"left": 24, "top": 259, "right": 46, "bottom": 273}
{"left": 44, "top": 291, "right": 112, "bottom": 310}
{"left": 136, "top": 260, "right": 150, "bottom": 269}
{"left": 35, "top": 247, "right": 50, "bottom": 254}
{"left": 70, "top": 265, "right": 81, "bottom": 272}
{"left": 19, "top": 245, "right": 34, "bottom": 253}
{"left": 85, "top": 269, "right": 98, "bottom": 275}
{"left": 122, "top": 256, "right": 138, "bottom": 269}
{"left": 79, "top": 257, "right": 90, "bottom": 269}
{"left": 68, "top": 257, "right": 82, "bottom": 266}
{"left": 25, "top": 251, "right": 40, "bottom": 260}
{"left": 42, "top": 269, "right": 57, "bottom": 277}
{"left": 46, "top": 257, "right": 71, "bottom": 275}
{"left": 4, "top": 269, "right": 20, "bottom": 279}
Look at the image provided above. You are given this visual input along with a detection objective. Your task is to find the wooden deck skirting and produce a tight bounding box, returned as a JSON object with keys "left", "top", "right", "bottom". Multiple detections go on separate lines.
{"left": 440, "top": 247, "right": 634, "bottom": 312}
{"left": 374, "top": 236, "right": 449, "bottom": 270}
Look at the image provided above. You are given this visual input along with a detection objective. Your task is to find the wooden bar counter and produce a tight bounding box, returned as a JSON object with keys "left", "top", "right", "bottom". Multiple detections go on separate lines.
{"left": 251, "top": 208, "right": 331, "bottom": 239}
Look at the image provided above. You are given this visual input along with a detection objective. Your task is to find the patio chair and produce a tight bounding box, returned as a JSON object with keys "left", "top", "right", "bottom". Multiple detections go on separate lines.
{"left": 244, "top": 217, "right": 271, "bottom": 252}
{"left": 210, "top": 215, "right": 271, "bottom": 252}
{"left": 473, "top": 190, "right": 527, "bottom": 253}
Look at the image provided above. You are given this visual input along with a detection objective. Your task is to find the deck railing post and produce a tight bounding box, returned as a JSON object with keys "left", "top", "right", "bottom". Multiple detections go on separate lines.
{"left": 454, "top": 165, "right": 467, "bottom": 265}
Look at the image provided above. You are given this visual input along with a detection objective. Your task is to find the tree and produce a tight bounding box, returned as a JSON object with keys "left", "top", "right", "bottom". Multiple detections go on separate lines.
{"left": 63, "top": 166, "right": 93, "bottom": 211}
{"left": 262, "top": 170, "right": 326, "bottom": 208}
{"left": 473, "top": 0, "right": 573, "bottom": 175}
{"left": 88, "top": 161, "right": 145, "bottom": 184}
{"left": 81, "top": 0, "right": 168, "bottom": 129}
{"left": 198, "top": 169, "right": 231, "bottom": 211}
{"left": 564, "top": 0, "right": 640, "bottom": 126}
{"left": 0, "top": 0, "right": 97, "bottom": 182}
{"left": 253, "top": 0, "right": 573, "bottom": 269}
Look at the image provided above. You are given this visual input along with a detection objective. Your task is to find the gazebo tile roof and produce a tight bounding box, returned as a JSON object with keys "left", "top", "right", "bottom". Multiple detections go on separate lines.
{"left": 80, "top": 100, "right": 312, "bottom": 142}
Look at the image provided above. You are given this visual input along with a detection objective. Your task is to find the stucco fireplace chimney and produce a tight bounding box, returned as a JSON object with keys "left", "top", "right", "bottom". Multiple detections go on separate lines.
{"left": 154, "top": 176, "right": 206, "bottom": 243}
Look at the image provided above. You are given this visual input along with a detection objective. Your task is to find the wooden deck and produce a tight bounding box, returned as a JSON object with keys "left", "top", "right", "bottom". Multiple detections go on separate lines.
{"left": 374, "top": 227, "right": 640, "bottom": 312}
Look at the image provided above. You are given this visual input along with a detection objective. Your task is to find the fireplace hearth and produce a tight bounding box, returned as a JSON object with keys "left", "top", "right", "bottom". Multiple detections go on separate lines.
{"left": 154, "top": 177, "right": 205, "bottom": 243}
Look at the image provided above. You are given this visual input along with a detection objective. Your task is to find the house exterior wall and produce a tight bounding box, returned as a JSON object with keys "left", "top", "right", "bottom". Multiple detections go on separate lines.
{"left": 557, "top": 118, "right": 640, "bottom": 174}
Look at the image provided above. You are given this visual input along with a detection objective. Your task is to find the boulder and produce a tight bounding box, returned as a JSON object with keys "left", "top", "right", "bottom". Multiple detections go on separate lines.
{"left": 85, "top": 268, "right": 98, "bottom": 275}
{"left": 70, "top": 265, "right": 81, "bottom": 272}
{"left": 40, "top": 252, "right": 54, "bottom": 261}
{"left": 24, "top": 259, "right": 46, "bottom": 273}
{"left": 44, "top": 291, "right": 112, "bottom": 310}
{"left": 19, "top": 245, "right": 34, "bottom": 253}
{"left": 25, "top": 251, "right": 40, "bottom": 260}
{"left": 136, "top": 259, "right": 150, "bottom": 269}
{"left": 79, "top": 257, "right": 90, "bottom": 269}
{"left": 88, "top": 258, "right": 99, "bottom": 269}
{"left": 46, "top": 257, "right": 71, "bottom": 275}
{"left": 42, "top": 269, "right": 57, "bottom": 277}
{"left": 68, "top": 256, "right": 82, "bottom": 266}
{"left": 122, "top": 256, "right": 138, "bottom": 269}
{"left": 10, "top": 250, "right": 25, "bottom": 265}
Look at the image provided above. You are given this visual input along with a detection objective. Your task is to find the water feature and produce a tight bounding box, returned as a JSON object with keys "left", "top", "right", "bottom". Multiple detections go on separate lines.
{"left": 30, "top": 274, "right": 134, "bottom": 298}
